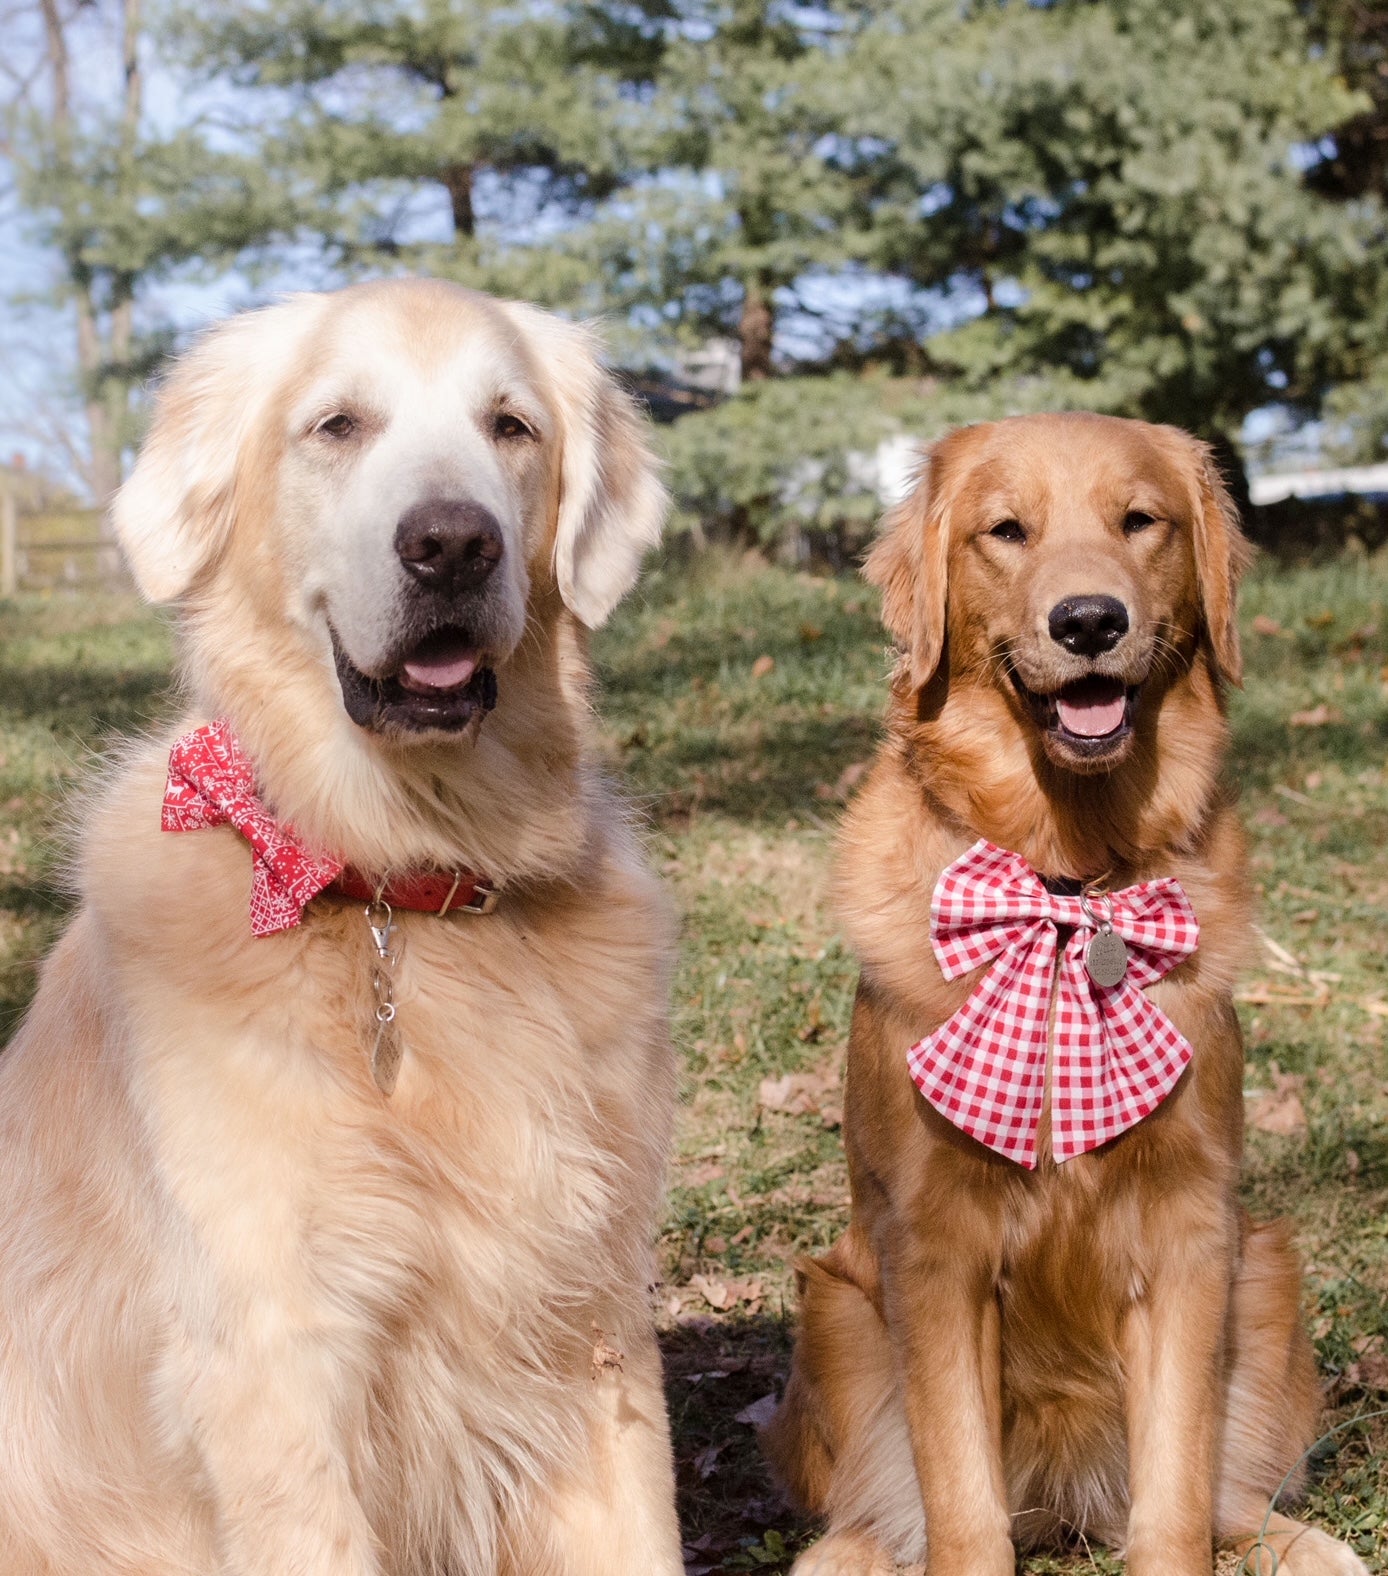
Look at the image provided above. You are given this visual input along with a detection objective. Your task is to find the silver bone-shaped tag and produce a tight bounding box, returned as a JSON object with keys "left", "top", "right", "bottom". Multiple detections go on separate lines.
{"left": 372, "top": 1005, "right": 403, "bottom": 1095}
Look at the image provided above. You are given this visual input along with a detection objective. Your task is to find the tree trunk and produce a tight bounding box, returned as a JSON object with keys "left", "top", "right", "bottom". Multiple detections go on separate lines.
{"left": 441, "top": 163, "right": 476, "bottom": 238}
{"left": 78, "top": 301, "right": 122, "bottom": 510}
{"left": 42, "top": 0, "right": 143, "bottom": 521}
{"left": 739, "top": 277, "right": 774, "bottom": 382}
{"left": 1206, "top": 430, "right": 1254, "bottom": 526}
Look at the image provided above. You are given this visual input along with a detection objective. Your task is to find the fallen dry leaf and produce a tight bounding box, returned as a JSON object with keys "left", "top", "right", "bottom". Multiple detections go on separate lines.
{"left": 1247, "top": 1066, "right": 1308, "bottom": 1137}
{"left": 750, "top": 654, "right": 775, "bottom": 679}
{"left": 687, "top": 1273, "right": 765, "bottom": 1314}
{"left": 1343, "top": 1337, "right": 1388, "bottom": 1394}
{"left": 1251, "top": 614, "right": 1285, "bottom": 637}
{"left": 797, "top": 996, "right": 826, "bottom": 1043}
{"left": 758, "top": 1062, "right": 841, "bottom": 1123}
{"left": 734, "top": 1392, "right": 780, "bottom": 1428}
{"left": 589, "top": 1323, "right": 625, "bottom": 1380}
{"left": 1287, "top": 702, "right": 1343, "bottom": 728}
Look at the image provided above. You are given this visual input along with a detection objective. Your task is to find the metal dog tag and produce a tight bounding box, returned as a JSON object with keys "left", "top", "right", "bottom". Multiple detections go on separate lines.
{"left": 371, "top": 1007, "right": 403, "bottom": 1096}
{"left": 1085, "top": 927, "right": 1129, "bottom": 988}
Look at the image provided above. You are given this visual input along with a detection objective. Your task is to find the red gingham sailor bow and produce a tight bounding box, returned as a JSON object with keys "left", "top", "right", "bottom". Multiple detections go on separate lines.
{"left": 162, "top": 719, "right": 344, "bottom": 936}
{"left": 907, "top": 839, "right": 1199, "bottom": 1169}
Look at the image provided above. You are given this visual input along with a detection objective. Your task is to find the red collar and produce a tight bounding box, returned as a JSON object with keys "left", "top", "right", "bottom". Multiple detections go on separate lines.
{"left": 162, "top": 718, "right": 498, "bottom": 934}
{"left": 328, "top": 866, "right": 497, "bottom": 916}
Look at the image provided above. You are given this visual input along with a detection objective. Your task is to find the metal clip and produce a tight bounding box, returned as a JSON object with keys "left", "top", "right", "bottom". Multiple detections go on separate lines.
{"left": 365, "top": 897, "right": 396, "bottom": 960}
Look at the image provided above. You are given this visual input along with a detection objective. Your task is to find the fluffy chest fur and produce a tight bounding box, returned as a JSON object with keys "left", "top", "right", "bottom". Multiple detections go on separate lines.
{"left": 29, "top": 740, "right": 676, "bottom": 1570}
{"left": 834, "top": 747, "right": 1253, "bottom": 1303}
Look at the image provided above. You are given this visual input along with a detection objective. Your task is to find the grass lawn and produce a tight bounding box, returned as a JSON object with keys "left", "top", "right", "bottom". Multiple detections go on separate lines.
{"left": 1, "top": 550, "right": 1385, "bottom": 1572}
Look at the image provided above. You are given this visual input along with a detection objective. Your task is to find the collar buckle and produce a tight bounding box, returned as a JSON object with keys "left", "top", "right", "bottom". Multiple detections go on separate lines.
{"left": 446, "top": 877, "right": 498, "bottom": 917}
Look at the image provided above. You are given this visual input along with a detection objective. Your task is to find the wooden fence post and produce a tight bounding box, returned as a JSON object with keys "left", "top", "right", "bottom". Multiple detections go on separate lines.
{"left": 0, "top": 489, "right": 16, "bottom": 599}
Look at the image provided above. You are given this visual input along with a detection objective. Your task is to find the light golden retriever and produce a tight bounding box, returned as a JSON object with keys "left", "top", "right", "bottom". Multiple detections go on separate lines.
{"left": 763, "top": 414, "right": 1366, "bottom": 1576}
{"left": 0, "top": 279, "right": 685, "bottom": 1574}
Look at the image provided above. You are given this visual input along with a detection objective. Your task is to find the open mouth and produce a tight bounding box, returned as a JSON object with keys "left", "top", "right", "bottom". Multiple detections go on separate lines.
{"left": 1010, "top": 671, "right": 1140, "bottom": 762}
{"left": 332, "top": 625, "right": 498, "bottom": 735}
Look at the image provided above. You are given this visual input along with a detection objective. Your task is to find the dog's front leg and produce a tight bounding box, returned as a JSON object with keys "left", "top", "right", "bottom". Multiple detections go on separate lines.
{"left": 529, "top": 1320, "right": 683, "bottom": 1576}
{"left": 1122, "top": 1199, "right": 1237, "bottom": 1576}
{"left": 884, "top": 1236, "right": 1012, "bottom": 1576}
{"left": 172, "top": 1336, "right": 380, "bottom": 1576}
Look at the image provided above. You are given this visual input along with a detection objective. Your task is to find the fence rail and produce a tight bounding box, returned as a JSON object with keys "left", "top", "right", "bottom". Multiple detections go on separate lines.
{"left": 0, "top": 494, "right": 127, "bottom": 595}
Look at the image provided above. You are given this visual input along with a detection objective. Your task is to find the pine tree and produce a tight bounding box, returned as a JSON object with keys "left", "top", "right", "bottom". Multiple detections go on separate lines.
{"left": 597, "top": 0, "right": 897, "bottom": 380}
{"left": 1301, "top": 0, "right": 1388, "bottom": 458}
{"left": 166, "top": 0, "right": 667, "bottom": 310}
{"left": 850, "top": 0, "right": 1382, "bottom": 446}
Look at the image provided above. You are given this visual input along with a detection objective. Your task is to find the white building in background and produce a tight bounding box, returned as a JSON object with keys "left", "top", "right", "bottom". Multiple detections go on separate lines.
{"left": 674, "top": 338, "right": 743, "bottom": 397}
{"left": 1250, "top": 463, "right": 1388, "bottom": 506}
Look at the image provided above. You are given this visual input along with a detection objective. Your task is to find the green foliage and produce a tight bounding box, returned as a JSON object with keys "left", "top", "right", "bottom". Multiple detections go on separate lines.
{"left": 853, "top": 0, "right": 1383, "bottom": 438}
{"left": 659, "top": 376, "right": 909, "bottom": 550}
{"left": 657, "top": 363, "right": 1185, "bottom": 552}
{"left": 9, "top": 0, "right": 1388, "bottom": 512}
{"left": 163, "top": 0, "right": 664, "bottom": 307}
{"left": 593, "top": 0, "right": 890, "bottom": 374}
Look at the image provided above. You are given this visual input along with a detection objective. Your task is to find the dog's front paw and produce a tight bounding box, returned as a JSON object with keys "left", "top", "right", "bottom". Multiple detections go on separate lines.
{"left": 1238, "top": 1527, "right": 1369, "bottom": 1576}
{"left": 790, "top": 1529, "right": 917, "bottom": 1576}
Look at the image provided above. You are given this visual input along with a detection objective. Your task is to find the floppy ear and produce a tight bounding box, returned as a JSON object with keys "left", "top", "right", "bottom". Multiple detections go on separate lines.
{"left": 507, "top": 304, "right": 667, "bottom": 628}
{"left": 112, "top": 297, "right": 322, "bottom": 603}
{"left": 1189, "top": 444, "right": 1254, "bottom": 688}
{"left": 863, "top": 443, "right": 952, "bottom": 689}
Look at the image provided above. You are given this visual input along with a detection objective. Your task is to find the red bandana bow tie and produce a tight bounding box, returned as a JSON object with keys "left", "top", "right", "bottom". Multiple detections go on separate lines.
{"left": 907, "top": 839, "right": 1199, "bottom": 1169}
{"left": 162, "top": 720, "right": 345, "bottom": 935}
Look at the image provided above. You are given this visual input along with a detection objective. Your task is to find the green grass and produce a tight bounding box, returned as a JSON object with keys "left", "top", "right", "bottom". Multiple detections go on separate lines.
{"left": 1, "top": 551, "right": 1385, "bottom": 1572}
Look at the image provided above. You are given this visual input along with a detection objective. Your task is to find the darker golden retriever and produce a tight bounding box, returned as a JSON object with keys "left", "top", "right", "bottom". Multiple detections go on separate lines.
{"left": 763, "top": 414, "right": 1364, "bottom": 1576}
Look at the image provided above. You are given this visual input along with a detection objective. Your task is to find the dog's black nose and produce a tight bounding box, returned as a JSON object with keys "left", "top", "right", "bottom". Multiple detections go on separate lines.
{"left": 1048, "top": 595, "right": 1129, "bottom": 656}
{"left": 395, "top": 500, "right": 503, "bottom": 594}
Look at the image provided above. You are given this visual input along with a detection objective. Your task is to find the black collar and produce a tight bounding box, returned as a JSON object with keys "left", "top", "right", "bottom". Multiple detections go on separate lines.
{"left": 1038, "top": 873, "right": 1087, "bottom": 898}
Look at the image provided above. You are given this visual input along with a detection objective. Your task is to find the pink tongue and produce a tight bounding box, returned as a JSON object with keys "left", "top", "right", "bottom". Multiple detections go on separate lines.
{"left": 402, "top": 649, "right": 479, "bottom": 691}
{"left": 1057, "top": 689, "right": 1126, "bottom": 738}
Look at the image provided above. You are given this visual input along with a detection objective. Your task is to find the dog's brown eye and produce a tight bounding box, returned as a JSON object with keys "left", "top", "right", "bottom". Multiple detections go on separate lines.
{"left": 317, "top": 413, "right": 356, "bottom": 439}
{"left": 492, "top": 411, "right": 534, "bottom": 442}
{"left": 1123, "top": 511, "right": 1156, "bottom": 534}
{"left": 989, "top": 519, "right": 1026, "bottom": 544}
